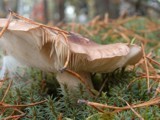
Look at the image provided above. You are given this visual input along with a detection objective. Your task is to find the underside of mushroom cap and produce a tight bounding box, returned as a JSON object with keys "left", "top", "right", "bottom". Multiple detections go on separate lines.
{"left": 0, "top": 19, "right": 142, "bottom": 74}
{"left": 67, "top": 32, "right": 142, "bottom": 73}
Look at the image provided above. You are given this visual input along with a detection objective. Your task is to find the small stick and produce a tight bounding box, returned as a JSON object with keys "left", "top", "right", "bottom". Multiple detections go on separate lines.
{"left": 127, "top": 78, "right": 139, "bottom": 88}
{"left": 89, "top": 104, "right": 104, "bottom": 113}
{"left": 141, "top": 75, "right": 160, "bottom": 80}
{"left": 65, "top": 69, "right": 95, "bottom": 96}
{"left": 120, "top": 98, "right": 144, "bottom": 120}
{"left": 0, "top": 100, "right": 47, "bottom": 108}
{"left": 10, "top": 11, "right": 68, "bottom": 34}
{"left": 114, "top": 29, "right": 130, "bottom": 43}
{"left": 78, "top": 97, "right": 160, "bottom": 111}
{"left": 153, "top": 82, "right": 160, "bottom": 98}
{"left": 78, "top": 100, "right": 104, "bottom": 113}
{"left": 119, "top": 26, "right": 152, "bottom": 43}
{"left": 141, "top": 43, "right": 150, "bottom": 92}
{"left": 97, "top": 75, "right": 108, "bottom": 97}
{"left": 79, "top": 25, "right": 93, "bottom": 36}
{"left": 57, "top": 113, "right": 63, "bottom": 120}
{"left": 135, "top": 52, "right": 152, "bottom": 67}
{"left": 2, "top": 112, "right": 26, "bottom": 120}
{"left": 1, "top": 80, "right": 13, "bottom": 102}
{"left": 0, "top": 78, "right": 9, "bottom": 82}
{"left": 6, "top": 108, "right": 26, "bottom": 120}
{"left": 0, "top": 12, "right": 12, "bottom": 38}
{"left": 60, "top": 49, "right": 70, "bottom": 71}
{"left": 60, "top": 33, "right": 70, "bottom": 71}
{"left": 147, "top": 57, "right": 160, "bottom": 67}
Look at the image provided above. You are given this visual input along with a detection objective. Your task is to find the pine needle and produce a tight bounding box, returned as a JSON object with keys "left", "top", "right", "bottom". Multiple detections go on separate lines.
{"left": 119, "top": 98, "right": 144, "bottom": 120}
{"left": 141, "top": 43, "right": 150, "bottom": 92}
{"left": 0, "top": 12, "right": 12, "bottom": 38}
{"left": 65, "top": 69, "right": 95, "bottom": 96}
{"left": 78, "top": 97, "right": 160, "bottom": 112}
{"left": 1, "top": 80, "right": 12, "bottom": 102}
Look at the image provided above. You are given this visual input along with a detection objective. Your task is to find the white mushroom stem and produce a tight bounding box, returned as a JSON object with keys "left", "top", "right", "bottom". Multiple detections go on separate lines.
{"left": 56, "top": 71, "right": 94, "bottom": 91}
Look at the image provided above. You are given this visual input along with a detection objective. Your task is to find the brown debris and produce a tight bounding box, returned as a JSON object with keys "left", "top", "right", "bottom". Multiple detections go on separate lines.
{"left": 0, "top": 11, "right": 160, "bottom": 119}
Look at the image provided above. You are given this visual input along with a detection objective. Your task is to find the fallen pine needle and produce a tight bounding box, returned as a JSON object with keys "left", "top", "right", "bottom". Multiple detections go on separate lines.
{"left": 141, "top": 43, "right": 150, "bottom": 92}
{"left": 153, "top": 82, "right": 160, "bottom": 98}
{"left": 78, "top": 99, "right": 105, "bottom": 113}
{"left": 3, "top": 108, "right": 26, "bottom": 120}
{"left": 0, "top": 12, "right": 12, "bottom": 38}
{"left": 57, "top": 113, "right": 63, "bottom": 120}
{"left": 10, "top": 11, "right": 68, "bottom": 34}
{"left": 60, "top": 32, "right": 70, "bottom": 71}
{"left": 0, "top": 99, "right": 47, "bottom": 108}
{"left": 2, "top": 112, "right": 26, "bottom": 120}
{"left": 65, "top": 69, "right": 95, "bottom": 96}
{"left": 147, "top": 57, "right": 160, "bottom": 67}
{"left": 1, "top": 80, "right": 13, "bottom": 102}
{"left": 119, "top": 98, "right": 144, "bottom": 120}
{"left": 141, "top": 75, "right": 160, "bottom": 80}
{"left": 78, "top": 97, "right": 160, "bottom": 112}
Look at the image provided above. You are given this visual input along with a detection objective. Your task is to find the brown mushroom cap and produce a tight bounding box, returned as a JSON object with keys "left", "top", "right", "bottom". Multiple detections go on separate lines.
{"left": 0, "top": 19, "right": 142, "bottom": 74}
{"left": 0, "top": 19, "right": 38, "bottom": 31}
{"left": 67, "top": 32, "right": 142, "bottom": 72}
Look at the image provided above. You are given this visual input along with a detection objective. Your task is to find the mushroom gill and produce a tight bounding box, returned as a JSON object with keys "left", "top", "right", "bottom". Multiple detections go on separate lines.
{"left": 0, "top": 18, "right": 142, "bottom": 92}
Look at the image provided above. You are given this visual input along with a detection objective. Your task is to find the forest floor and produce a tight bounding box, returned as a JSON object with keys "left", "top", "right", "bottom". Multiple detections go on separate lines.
{"left": 0, "top": 16, "right": 160, "bottom": 120}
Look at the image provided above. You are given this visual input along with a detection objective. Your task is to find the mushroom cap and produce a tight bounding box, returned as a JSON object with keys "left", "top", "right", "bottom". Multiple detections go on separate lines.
{"left": 67, "top": 32, "right": 142, "bottom": 72}
{"left": 0, "top": 19, "right": 142, "bottom": 73}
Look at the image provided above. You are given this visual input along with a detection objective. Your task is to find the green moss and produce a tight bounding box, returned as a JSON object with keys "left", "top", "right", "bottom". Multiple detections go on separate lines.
{"left": 0, "top": 17, "right": 160, "bottom": 119}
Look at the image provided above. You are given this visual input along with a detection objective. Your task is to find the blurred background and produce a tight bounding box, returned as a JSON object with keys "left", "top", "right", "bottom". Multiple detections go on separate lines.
{"left": 0, "top": 0, "right": 160, "bottom": 24}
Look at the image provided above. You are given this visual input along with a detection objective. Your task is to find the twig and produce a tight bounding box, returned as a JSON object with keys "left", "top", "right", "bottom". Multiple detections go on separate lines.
{"left": 118, "top": 26, "right": 158, "bottom": 44}
{"left": 2, "top": 107, "right": 25, "bottom": 120}
{"left": 116, "top": 16, "right": 138, "bottom": 25}
{"left": 10, "top": 11, "right": 68, "bottom": 34}
{"left": 147, "top": 60, "right": 157, "bottom": 75}
{"left": 141, "top": 43, "right": 150, "bottom": 92}
{"left": 57, "top": 113, "right": 63, "bottom": 120}
{"left": 141, "top": 75, "right": 160, "bottom": 80}
{"left": 60, "top": 32, "right": 70, "bottom": 71}
{"left": 0, "top": 100, "right": 47, "bottom": 108}
{"left": 153, "top": 82, "right": 160, "bottom": 98}
{"left": 0, "top": 12, "right": 12, "bottom": 38}
{"left": 2, "top": 112, "right": 26, "bottom": 120}
{"left": 89, "top": 15, "right": 100, "bottom": 27}
{"left": 127, "top": 78, "right": 139, "bottom": 88}
{"left": 114, "top": 29, "right": 130, "bottom": 43}
{"left": 89, "top": 104, "right": 104, "bottom": 113}
{"left": 147, "top": 57, "right": 160, "bottom": 67}
{"left": 0, "top": 78, "right": 9, "bottom": 82}
{"left": 78, "top": 97, "right": 160, "bottom": 112}
{"left": 135, "top": 52, "right": 152, "bottom": 68}
{"left": 1, "top": 80, "right": 13, "bottom": 102}
{"left": 97, "top": 75, "right": 108, "bottom": 97}
{"left": 79, "top": 25, "right": 93, "bottom": 36}
{"left": 119, "top": 98, "right": 144, "bottom": 120}
{"left": 65, "top": 69, "right": 95, "bottom": 96}
{"left": 78, "top": 100, "right": 104, "bottom": 113}
{"left": 140, "top": 27, "right": 160, "bottom": 33}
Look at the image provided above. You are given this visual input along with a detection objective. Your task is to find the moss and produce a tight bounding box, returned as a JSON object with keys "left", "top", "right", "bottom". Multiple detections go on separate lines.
{"left": 0, "top": 16, "right": 160, "bottom": 119}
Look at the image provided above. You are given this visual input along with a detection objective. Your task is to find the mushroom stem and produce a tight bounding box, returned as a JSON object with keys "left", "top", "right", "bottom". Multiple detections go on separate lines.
{"left": 56, "top": 71, "right": 93, "bottom": 92}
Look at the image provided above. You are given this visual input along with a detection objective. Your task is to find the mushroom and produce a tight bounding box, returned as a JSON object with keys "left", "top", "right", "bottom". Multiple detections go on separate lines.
{"left": 0, "top": 14, "right": 142, "bottom": 92}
